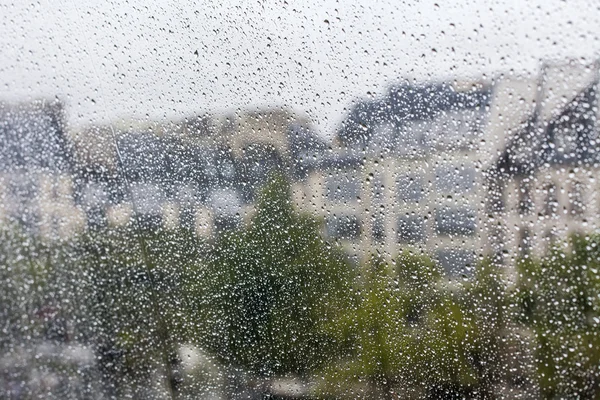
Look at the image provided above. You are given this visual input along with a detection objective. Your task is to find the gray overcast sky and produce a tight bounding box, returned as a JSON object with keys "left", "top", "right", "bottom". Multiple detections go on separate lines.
{"left": 1, "top": 0, "right": 599, "bottom": 137}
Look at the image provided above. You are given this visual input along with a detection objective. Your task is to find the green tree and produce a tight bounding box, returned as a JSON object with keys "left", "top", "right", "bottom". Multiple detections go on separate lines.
{"left": 72, "top": 226, "right": 203, "bottom": 398}
{"left": 319, "top": 253, "right": 516, "bottom": 399}
{"left": 0, "top": 224, "right": 50, "bottom": 344}
{"left": 514, "top": 234, "right": 600, "bottom": 398}
{"left": 317, "top": 256, "right": 418, "bottom": 400}
{"left": 192, "top": 173, "right": 355, "bottom": 378}
{"left": 0, "top": 223, "right": 84, "bottom": 345}
{"left": 318, "top": 253, "right": 449, "bottom": 399}
{"left": 457, "top": 259, "right": 520, "bottom": 397}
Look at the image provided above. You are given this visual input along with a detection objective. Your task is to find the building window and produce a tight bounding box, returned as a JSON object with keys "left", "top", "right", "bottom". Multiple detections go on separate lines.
{"left": 86, "top": 207, "right": 108, "bottom": 231}
{"left": 136, "top": 212, "right": 163, "bottom": 231}
{"left": 372, "top": 215, "right": 386, "bottom": 243}
{"left": 179, "top": 206, "right": 196, "bottom": 230}
{"left": 486, "top": 179, "right": 505, "bottom": 213}
{"left": 214, "top": 214, "right": 240, "bottom": 233}
{"left": 397, "top": 174, "right": 423, "bottom": 202}
{"left": 434, "top": 207, "right": 476, "bottom": 236}
{"left": 326, "top": 174, "right": 360, "bottom": 203}
{"left": 435, "top": 165, "right": 476, "bottom": 194}
{"left": 326, "top": 214, "right": 361, "bottom": 240}
{"left": 436, "top": 249, "right": 475, "bottom": 277}
{"left": 517, "top": 180, "right": 533, "bottom": 215}
{"left": 569, "top": 180, "right": 584, "bottom": 217}
{"left": 544, "top": 229, "right": 558, "bottom": 252}
{"left": 543, "top": 183, "right": 558, "bottom": 216}
{"left": 397, "top": 214, "right": 426, "bottom": 243}
{"left": 370, "top": 174, "right": 385, "bottom": 205}
{"left": 518, "top": 228, "right": 532, "bottom": 258}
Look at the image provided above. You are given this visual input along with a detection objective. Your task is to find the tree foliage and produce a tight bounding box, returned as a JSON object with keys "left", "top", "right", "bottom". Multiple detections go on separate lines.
{"left": 193, "top": 173, "right": 355, "bottom": 377}
{"left": 514, "top": 234, "right": 600, "bottom": 398}
{"left": 319, "top": 253, "right": 518, "bottom": 399}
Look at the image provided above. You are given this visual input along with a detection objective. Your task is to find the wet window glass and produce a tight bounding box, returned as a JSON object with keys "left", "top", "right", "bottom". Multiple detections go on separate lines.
{"left": 2, "top": 1, "right": 600, "bottom": 399}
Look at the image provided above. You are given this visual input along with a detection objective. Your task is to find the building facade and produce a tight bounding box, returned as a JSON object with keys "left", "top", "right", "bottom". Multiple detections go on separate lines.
{"left": 295, "top": 81, "right": 492, "bottom": 275}
{"left": 0, "top": 99, "right": 85, "bottom": 240}
{"left": 4, "top": 61, "right": 598, "bottom": 280}
{"left": 484, "top": 60, "right": 600, "bottom": 281}
{"left": 72, "top": 107, "right": 325, "bottom": 238}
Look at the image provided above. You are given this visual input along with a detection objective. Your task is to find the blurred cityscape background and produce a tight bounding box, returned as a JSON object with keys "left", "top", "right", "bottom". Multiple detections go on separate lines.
{"left": 1, "top": 57, "right": 600, "bottom": 399}
{"left": 2, "top": 60, "right": 599, "bottom": 272}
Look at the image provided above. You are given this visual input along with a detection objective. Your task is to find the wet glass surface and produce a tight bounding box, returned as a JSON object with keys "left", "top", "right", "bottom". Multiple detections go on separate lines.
{"left": 1, "top": 1, "right": 600, "bottom": 398}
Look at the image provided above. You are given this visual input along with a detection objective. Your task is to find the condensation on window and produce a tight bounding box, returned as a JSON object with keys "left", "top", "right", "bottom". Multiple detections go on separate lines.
{"left": 2, "top": 1, "right": 600, "bottom": 399}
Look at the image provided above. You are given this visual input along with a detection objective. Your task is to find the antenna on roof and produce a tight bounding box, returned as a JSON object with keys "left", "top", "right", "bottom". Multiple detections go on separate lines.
{"left": 533, "top": 61, "right": 549, "bottom": 121}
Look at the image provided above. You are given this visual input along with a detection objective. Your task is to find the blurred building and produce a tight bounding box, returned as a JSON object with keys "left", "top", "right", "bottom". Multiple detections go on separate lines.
{"left": 73, "top": 108, "right": 325, "bottom": 238}
{"left": 8, "top": 62, "right": 597, "bottom": 279}
{"left": 0, "top": 99, "right": 85, "bottom": 239}
{"left": 296, "top": 61, "right": 600, "bottom": 278}
{"left": 295, "top": 81, "right": 492, "bottom": 275}
{"left": 483, "top": 60, "right": 600, "bottom": 281}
